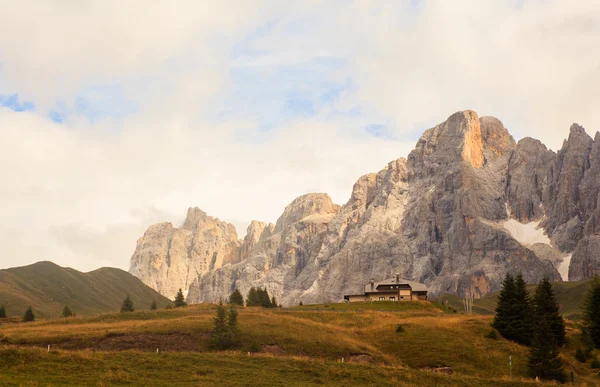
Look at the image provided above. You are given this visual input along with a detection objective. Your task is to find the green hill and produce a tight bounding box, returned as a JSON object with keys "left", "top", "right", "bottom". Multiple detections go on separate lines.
{"left": 435, "top": 280, "right": 591, "bottom": 320}
{"left": 0, "top": 261, "right": 172, "bottom": 318}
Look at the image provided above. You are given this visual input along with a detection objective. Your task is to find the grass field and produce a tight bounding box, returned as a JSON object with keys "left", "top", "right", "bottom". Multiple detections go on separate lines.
{"left": 435, "top": 280, "right": 592, "bottom": 320}
{"left": 1, "top": 301, "right": 599, "bottom": 386}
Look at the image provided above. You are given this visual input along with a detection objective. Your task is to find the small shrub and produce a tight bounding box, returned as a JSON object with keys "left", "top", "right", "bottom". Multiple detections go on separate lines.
{"left": 22, "top": 307, "right": 35, "bottom": 322}
{"left": 576, "top": 347, "right": 587, "bottom": 363}
{"left": 485, "top": 330, "right": 498, "bottom": 340}
{"left": 591, "top": 357, "right": 600, "bottom": 370}
{"left": 395, "top": 325, "right": 405, "bottom": 333}
{"left": 299, "top": 301, "right": 303, "bottom": 306}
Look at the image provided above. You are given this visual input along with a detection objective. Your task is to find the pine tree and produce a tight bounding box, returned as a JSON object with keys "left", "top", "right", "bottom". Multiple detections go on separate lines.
{"left": 246, "top": 287, "right": 260, "bottom": 307}
{"left": 512, "top": 272, "right": 534, "bottom": 345}
{"left": 492, "top": 273, "right": 516, "bottom": 340}
{"left": 532, "top": 276, "right": 566, "bottom": 346}
{"left": 120, "top": 295, "right": 135, "bottom": 313}
{"left": 212, "top": 301, "right": 229, "bottom": 349}
{"left": 528, "top": 317, "right": 567, "bottom": 383}
{"left": 174, "top": 288, "right": 187, "bottom": 308}
{"left": 258, "top": 288, "right": 272, "bottom": 308}
{"left": 582, "top": 276, "right": 600, "bottom": 349}
{"left": 0, "top": 305, "right": 6, "bottom": 318}
{"left": 62, "top": 305, "right": 73, "bottom": 318}
{"left": 229, "top": 289, "right": 244, "bottom": 306}
{"left": 150, "top": 300, "right": 157, "bottom": 310}
{"left": 23, "top": 306, "right": 35, "bottom": 322}
{"left": 270, "top": 296, "right": 277, "bottom": 309}
{"left": 227, "top": 306, "right": 239, "bottom": 348}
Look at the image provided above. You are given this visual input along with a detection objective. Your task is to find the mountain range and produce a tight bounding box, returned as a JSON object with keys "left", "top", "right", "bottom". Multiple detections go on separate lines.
{"left": 129, "top": 110, "right": 600, "bottom": 306}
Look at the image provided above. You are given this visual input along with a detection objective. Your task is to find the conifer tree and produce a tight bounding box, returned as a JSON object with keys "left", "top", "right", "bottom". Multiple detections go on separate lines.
{"left": 150, "top": 300, "right": 157, "bottom": 310}
{"left": 246, "top": 287, "right": 260, "bottom": 307}
{"left": 258, "top": 287, "right": 271, "bottom": 308}
{"left": 174, "top": 288, "right": 187, "bottom": 308}
{"left": 227, "top": 306, "right": 239, "bottom": 348}
{"left": 582, "top": 276, "right": 600, "bottom": 348}
{"left": 229, "top": 289, "right": 244, "bottom": 306}
{"left": 0, "top": 304, "right": 6, "bottom": 318}
{"left": 532, "top": 276, "right": 566, "bottom": 346}
{"left": 120, "top": 295, "right": 135, "bottom": 313}
{"left": 62, "top": 305, "right": 73, "bottom": 318}
{"left": 528, "top": 317, "right": 567, "bottom": 383}
{"left": 23, "top": 306, "right": 35, "bottom": 322}
{"left": 212, "top": 301, "right": 229, "bottom": 349}
{"left": 270, "top": 296, "right": 277, "bottom": 309}
{"left": 492, "top": 273, "right": 516, "bottom": 339}
{"left": 512, "top": 272, "right": 534, "bottom": 345}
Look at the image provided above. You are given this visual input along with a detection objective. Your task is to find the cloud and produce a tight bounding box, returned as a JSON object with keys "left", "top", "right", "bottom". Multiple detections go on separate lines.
{"left": 0, "top": 0, "right": 599, "bottom": 271}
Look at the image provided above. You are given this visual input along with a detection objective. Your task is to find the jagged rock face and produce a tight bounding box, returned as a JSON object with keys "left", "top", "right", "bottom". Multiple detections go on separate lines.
{"left": 506, "top": 138, "right": 555, "bottom": 222}
{"left": 131, "top": 110, "right": 600, "bottom": 304}
{"left": 129, "top": 207, "right": 242, "bottom": 299}
{"left": 187, "top": 193, "right": 337, "bottom": 305}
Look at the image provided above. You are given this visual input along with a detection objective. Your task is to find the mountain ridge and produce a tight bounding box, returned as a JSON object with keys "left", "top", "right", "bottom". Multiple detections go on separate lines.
{"left": 0, "top": 261, "right": 172, "bottom": 318}
{"left": 129, "top": 110, "right": 600, "bottom": 305}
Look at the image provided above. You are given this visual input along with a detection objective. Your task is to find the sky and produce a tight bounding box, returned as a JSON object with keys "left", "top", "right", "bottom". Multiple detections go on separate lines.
{"left": 1, "top": 0, "right": 599, "bottom": 272}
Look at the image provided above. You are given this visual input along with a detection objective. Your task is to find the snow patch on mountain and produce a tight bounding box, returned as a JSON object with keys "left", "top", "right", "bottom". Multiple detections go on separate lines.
{"left": 503, "top": 219, "right": 551, "bottom": 247}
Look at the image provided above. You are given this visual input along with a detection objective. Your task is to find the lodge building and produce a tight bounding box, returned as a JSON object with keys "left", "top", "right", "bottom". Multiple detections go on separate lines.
{"left": 343, "top": 274, "right": 428, "bottom": 302}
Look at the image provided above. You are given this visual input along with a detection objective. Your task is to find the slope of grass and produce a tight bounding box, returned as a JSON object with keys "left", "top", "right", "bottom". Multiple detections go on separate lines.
{"left": 0, "top": 347, "right": 549, "bottom": 387}
{"left": 435, "top": 280, "right": 592, "bottom": 320}
{"left": 0, "top": 261, "right": 172, "bottom": 318}
{"left": 2, "top": 301, "right": 600, "bottom": 385}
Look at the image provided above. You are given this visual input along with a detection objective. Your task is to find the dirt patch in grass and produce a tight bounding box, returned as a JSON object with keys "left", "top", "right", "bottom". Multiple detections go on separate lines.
{"left": 12, "top": 333, "right": 199, "bottom": 352}
{"left": 347, "top": 353, "right": 374, "bottom": 364}
{"left": 262, "top": 344, "right": 285, "bottom": 356}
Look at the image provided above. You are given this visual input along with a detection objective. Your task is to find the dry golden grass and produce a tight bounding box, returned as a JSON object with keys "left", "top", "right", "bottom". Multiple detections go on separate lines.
{"left": 1, "top": 302, "right": 599, "bottom": 385}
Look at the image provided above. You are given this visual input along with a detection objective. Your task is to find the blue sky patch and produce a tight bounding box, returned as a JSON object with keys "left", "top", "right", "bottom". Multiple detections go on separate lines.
{"left": 0, "top": 94, "right": 35, "bottom": 112}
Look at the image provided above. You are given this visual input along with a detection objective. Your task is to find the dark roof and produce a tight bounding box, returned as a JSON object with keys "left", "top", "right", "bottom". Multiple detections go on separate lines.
{"left": 364, "top": 278, "right": 428, "bottom": 293}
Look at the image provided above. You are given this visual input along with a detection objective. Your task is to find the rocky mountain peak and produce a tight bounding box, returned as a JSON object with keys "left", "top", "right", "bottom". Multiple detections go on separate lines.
{"left": 274, "top": 193, "right": 340, "bottom": 233}
{"left": 131, "top": 110, "right": 600, "bottom": 305}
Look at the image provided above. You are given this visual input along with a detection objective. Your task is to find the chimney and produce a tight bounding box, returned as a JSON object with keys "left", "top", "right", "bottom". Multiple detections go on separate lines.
{"left": 396, "top": 273, "right": 400, "bottom": 283}
{"left": 370, "top": 279, "right": 375, "bottom": 290}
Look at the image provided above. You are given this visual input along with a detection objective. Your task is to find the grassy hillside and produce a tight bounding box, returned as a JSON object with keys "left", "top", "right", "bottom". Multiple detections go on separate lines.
{"left": 1, "top": 302, "right": 599, "bottom": 385}
{"left": 435, "top": 280, "right": 592, "bottom": 320}
{"left": 0, "top": 261, "right": 172, "bottom": 318}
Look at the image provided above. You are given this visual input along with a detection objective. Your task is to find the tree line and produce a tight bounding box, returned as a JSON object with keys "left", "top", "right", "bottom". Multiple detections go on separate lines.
{"left": 492, "top": 273, "right": 600, "bottom": 383}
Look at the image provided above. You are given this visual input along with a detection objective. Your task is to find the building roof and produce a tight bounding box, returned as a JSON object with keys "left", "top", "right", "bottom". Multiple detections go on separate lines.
{"left": 364, "top": 278, "right": 428, "bottom": 293}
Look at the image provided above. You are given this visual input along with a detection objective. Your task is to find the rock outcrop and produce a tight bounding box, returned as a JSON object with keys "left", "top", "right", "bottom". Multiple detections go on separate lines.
{"left": 129, "top": 207, "right": 242, "bottom": 299}
{"left": 130, "top": 110, "right": 600, "bottom": 304}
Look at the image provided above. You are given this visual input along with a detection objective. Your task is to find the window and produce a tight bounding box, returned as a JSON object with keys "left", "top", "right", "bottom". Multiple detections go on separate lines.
{"left": 400, "top": 296, "right": 404, "bottom": 300}
{"left": 379, "top": 297, "right": 385, "bottom": 301}
{"left": 389, "top": 297, "right": 395, "bottom": 301}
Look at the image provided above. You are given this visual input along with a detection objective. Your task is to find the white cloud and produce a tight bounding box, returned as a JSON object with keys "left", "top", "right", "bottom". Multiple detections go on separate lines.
{"left": 0, "top": 0, "right": 599, "bottom": 271}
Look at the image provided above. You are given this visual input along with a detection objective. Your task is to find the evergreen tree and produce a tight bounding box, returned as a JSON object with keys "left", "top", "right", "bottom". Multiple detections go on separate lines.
{"left": 0, "top": 305, "right": 6, "bottom": 318}
{"left": 150, "top": 300, "right": 157, "bottom": 310}
{"left": 492, "top": 273, "right": 516, "bottom": 340}
{"left": 270, "top": 296, "right": 277, "bottom": 309}
{"left": 258, "top": 288, "right": 272, "bottom": 308}
{"left": 120, "top": 295, "right": 135, "bottom": 313}
{"left": 528, "top": 317, "right": 567, "bottom": 383}
{"left": 227, "top": 306, "right": 239, "bottom": 348}
{"left": 229, "top": 289, "right": 244, "bottom": 306}
{"left": 23, "top": 306, "right": 35, "bottom": 322}
{"left": 582, "top": 276, "right": 600, "bottom": 349}
{"left": 174, "top": 288, "right": 187, "bottom": 307}
{"left": 212, "top": 301, "right": 229, "bottom": 349}
{"left": 512, "top": 273, "right": 534, "bottom": 345}
{"left": 246, "top": 287, "right": 260, "bottom": 307}
{"left": 62, "top": 305, "right": 73, "bottom": 318}
{"left": 532, "top": 276, "right": 566, "bottom": 346}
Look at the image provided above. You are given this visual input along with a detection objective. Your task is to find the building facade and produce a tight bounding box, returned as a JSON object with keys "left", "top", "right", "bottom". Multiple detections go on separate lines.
{"left": 343, "top": 275, "right": 428, "bottom": 302}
